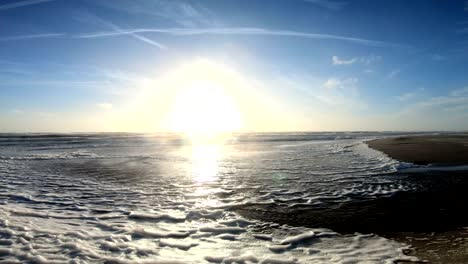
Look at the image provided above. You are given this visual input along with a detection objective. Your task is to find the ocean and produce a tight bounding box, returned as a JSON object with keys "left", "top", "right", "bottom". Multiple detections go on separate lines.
{"left": 0, "top": 132, "right": 439, "bottom": 263}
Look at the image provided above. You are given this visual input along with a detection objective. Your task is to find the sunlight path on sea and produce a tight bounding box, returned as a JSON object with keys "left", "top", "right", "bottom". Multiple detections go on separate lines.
{"left": 0, "top": 133, "right": 423, "bottom": 263}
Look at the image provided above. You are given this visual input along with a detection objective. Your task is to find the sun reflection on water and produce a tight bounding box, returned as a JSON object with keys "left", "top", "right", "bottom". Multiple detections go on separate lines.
{"left": 190, "top": 144, "right": 222, "bottom": 183}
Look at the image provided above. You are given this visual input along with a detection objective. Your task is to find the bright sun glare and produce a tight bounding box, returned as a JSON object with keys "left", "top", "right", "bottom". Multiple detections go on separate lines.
{"left": 164, "top": 60, "right": 244, "bottom": 182}
{"left": 168, "top": 61, "right": 243, "bottom": 144}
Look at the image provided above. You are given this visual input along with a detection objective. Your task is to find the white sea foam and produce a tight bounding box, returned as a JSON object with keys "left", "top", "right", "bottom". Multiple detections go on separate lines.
{"left": 0, "top": 199, "right": 420, "bottom": 263}
{"left": 0, "top": 133, "right": 427, "bottom": 263}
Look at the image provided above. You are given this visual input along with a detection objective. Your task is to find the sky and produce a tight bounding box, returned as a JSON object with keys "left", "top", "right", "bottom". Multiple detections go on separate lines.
{"left": 1, "top": 0, "right": 468, "bottom": 132}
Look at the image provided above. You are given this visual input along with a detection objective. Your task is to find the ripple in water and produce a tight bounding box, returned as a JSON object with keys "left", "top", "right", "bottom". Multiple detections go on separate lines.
{"left": 0, "top": 133, "right": 424, "bottom": 263}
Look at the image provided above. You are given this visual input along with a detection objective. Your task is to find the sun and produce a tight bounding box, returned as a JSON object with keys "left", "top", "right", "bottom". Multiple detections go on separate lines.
{"left": 167, "top": 61, "right": 243, "bottom": 144}
{"left": 161, "top": 60, "right": 244, "bottom": 182}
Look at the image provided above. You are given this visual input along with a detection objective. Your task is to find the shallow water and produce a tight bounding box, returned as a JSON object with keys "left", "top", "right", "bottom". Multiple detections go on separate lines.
{"left": 0, "top": 132, "right": 431, "bottom": 263}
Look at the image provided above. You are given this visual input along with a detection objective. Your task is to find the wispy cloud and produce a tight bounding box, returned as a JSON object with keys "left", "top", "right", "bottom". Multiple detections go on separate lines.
{"left": 416, "top": 96, "right": 468, "bottom": 109}
{"left": 95, "top": 0, "right": 219, "bottom": 28}
{"left": 395, "top": 92, "right": 415, "bottom": 101}
{"left": 97, "top": 103, "right": 113, "bottom": 110}
{"left": 323, "top": 77, "right": 357, "bottom": 89}
{"left": 465, "top": 0, "right": 468, "bottom": 11}
{"left": 332, "top": 55, "right": 381, "bottom": 65}
{"left": 400, "top": 87, "right": 468, "bottom": 115}
{"left": 0, "top": 59, "right": 32, "bottom": 75}
{"left": 360, "top": 55, "right": 382, "bottom": 65}
{"left": 323, "top": 78, "right": 342, "bottom": 89}
{"left": 0, "top": 0, "right": 56, "bottom": 10}
{"left": 75, "top": 27, "right": 404, "bottom": 48}
{"left": 332, "top": 56, "right": 357, "bottom": 65}
{"left": 174, "top": 2, "right": 218, "bottom": 27}
{"left": 73, "top": 12, "right": 166, "bottom": 49}
{"left": 303, "top": 0, "right": 347, "bottom": 10}
{"left": 271, "top": 73, "right": 365, "bottom": 110}
{"left": 316, "top": 77, "right": 365, "bottom": 108}
{"left": 104, "top": 24, "right": 166, "bottom": 49}
{"left": 1, "top": 79, "right": 107, "bottom": 87}
{"left": 395, "top": 88, "right": 424, "bottom": 102}
{"left": 450, "top": 86, "right": 468, "bottom": 96}
{"left": 0, "top": 33, "right": 64, "bottom": 41}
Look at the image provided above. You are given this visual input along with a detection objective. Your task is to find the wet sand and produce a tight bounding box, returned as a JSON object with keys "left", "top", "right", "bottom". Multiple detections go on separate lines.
{"left": 367, "top": 134, "right": 468, "bottom": 165}
{"left": 237, "top": 171, "right": 468, "bottom": 263}
{"left": 237, "top": 135, "right": 468, "bottom": 263}
{"left": 368, "top": 134, "right": 468, "bottom": 263}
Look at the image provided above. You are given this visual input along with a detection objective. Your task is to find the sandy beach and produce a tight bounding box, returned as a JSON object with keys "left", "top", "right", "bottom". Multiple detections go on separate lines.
{"left": 368, "top": 134, "right": 468, "bottom": 263}
{"left": 367, "top": 134, "right": 468, "bottom": 165}
{"left": 237, "top": 134, "right": 468, "bottom": 263}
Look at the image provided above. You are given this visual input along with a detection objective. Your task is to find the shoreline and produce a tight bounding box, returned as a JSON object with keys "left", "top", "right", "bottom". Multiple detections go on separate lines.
{"left": 237, "top": 135, "right": 468, "bottom": 263}
{"left": 366, "top": 134, "right": 468, "bottom": 166}
{"left": 366, "top": 134, "right": 468, "bottom": 263}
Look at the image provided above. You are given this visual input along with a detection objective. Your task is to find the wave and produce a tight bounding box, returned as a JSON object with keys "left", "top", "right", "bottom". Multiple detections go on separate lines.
{"left": 0, "top": 132, "right": 435, "bottom": 263}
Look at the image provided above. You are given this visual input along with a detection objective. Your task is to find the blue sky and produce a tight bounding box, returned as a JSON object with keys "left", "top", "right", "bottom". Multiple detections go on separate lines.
{"left": 1, "top": 0, "right": 468, "bottom": 132}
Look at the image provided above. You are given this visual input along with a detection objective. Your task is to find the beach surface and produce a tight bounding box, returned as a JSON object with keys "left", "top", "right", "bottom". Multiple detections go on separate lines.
{"left": 367, "top": 134, "right": 468, "bottom": 165}
{"left": 238, "top": 134, "right": 468, "bottom": 263}
{"left": 367, "top": 134, "right": 468, "bottom": 263}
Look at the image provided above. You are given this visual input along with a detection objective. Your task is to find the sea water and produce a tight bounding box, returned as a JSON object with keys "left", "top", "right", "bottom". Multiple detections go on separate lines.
{"left": 0, "top": 132, "right": 428, "bottom": 263}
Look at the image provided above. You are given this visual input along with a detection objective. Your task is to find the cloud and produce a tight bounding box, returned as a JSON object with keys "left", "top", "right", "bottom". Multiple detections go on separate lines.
{"left": 97, "top": 103, "right": 113, "bottom": 110}
{"left": 76, "top": 27, "right": 405, "bottom": 48}
{"left": 74, "top": 12, "right": 166, "bottom": 49}
{"left": 401, "top": 87, "right": 468, "bottom": 115}
{"left": 450, "top": 86, "right": 468, "bottom": 97}
{"left": 95, "top": 0, "right": 218, "bottom": 28}
{"left": 323, "top": 77, "right": 357, "bottom": 89}
{"left": 417, "top": 96, "right": 468, "bottom": 109}
{"left": 316, "top": 77, "right": 364, "bottom": 108}
{"left": 360, "top": 55, "right": 382, "bottom": 65}
{"left": 267, "top": 73, "right": 365, "bottom": 111}
{"left": 107, "top": 24, "right": 166, "bottom": 49}
{"left": 323, "top": 78, "right": 341, "bottom": 89}
{"left": 387, "top": 87, "right": 468, "bottom": 130}
{"left": 332, "top": 56, "right": 357, "bottom": 65}
{"left": 132, "top": 34, "right": 166, "bottom": 49}
{"left": 0, "top": 0, "right": 56, "bottom": 10}
{"left": 303, "top": 0, "right": 347, "bottom": 10}
{"left": 175, "top": 2, "right": 218, "bottom": 27}
{"left": 1, "top": 79, "right": 107, "bottom": 88}
{"left": 444, "top": 104, "right": 468, "bottom": 112}
{"left": 465, "top": 1, "right": 468, "bottom": 11}
{"left": 332, "top": 55, "right": 381, "bottom": 65}
{"left": 0, "top": 33, "right": 64, "bottom": 41}
{"left": 395, "top": 88, "right": 425, "bottom": 102}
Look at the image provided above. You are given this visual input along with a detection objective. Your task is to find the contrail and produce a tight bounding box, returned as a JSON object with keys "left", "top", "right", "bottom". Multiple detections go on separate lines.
{"left": 0, "top": 33, "right": 64, "bottom": 41}
{"left": 75, "top": 27, "right": 406, "bottom": 48}
{"left": 0, "top": 0, "right": 57, "bottom": 10}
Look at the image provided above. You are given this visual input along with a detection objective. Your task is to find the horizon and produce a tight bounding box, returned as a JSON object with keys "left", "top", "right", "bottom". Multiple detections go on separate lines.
{"left": 1, "top": 130, "right": 468, "bottom": 134}
{"left": 1, "top": 0, "right": 468, "bottom": 133}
